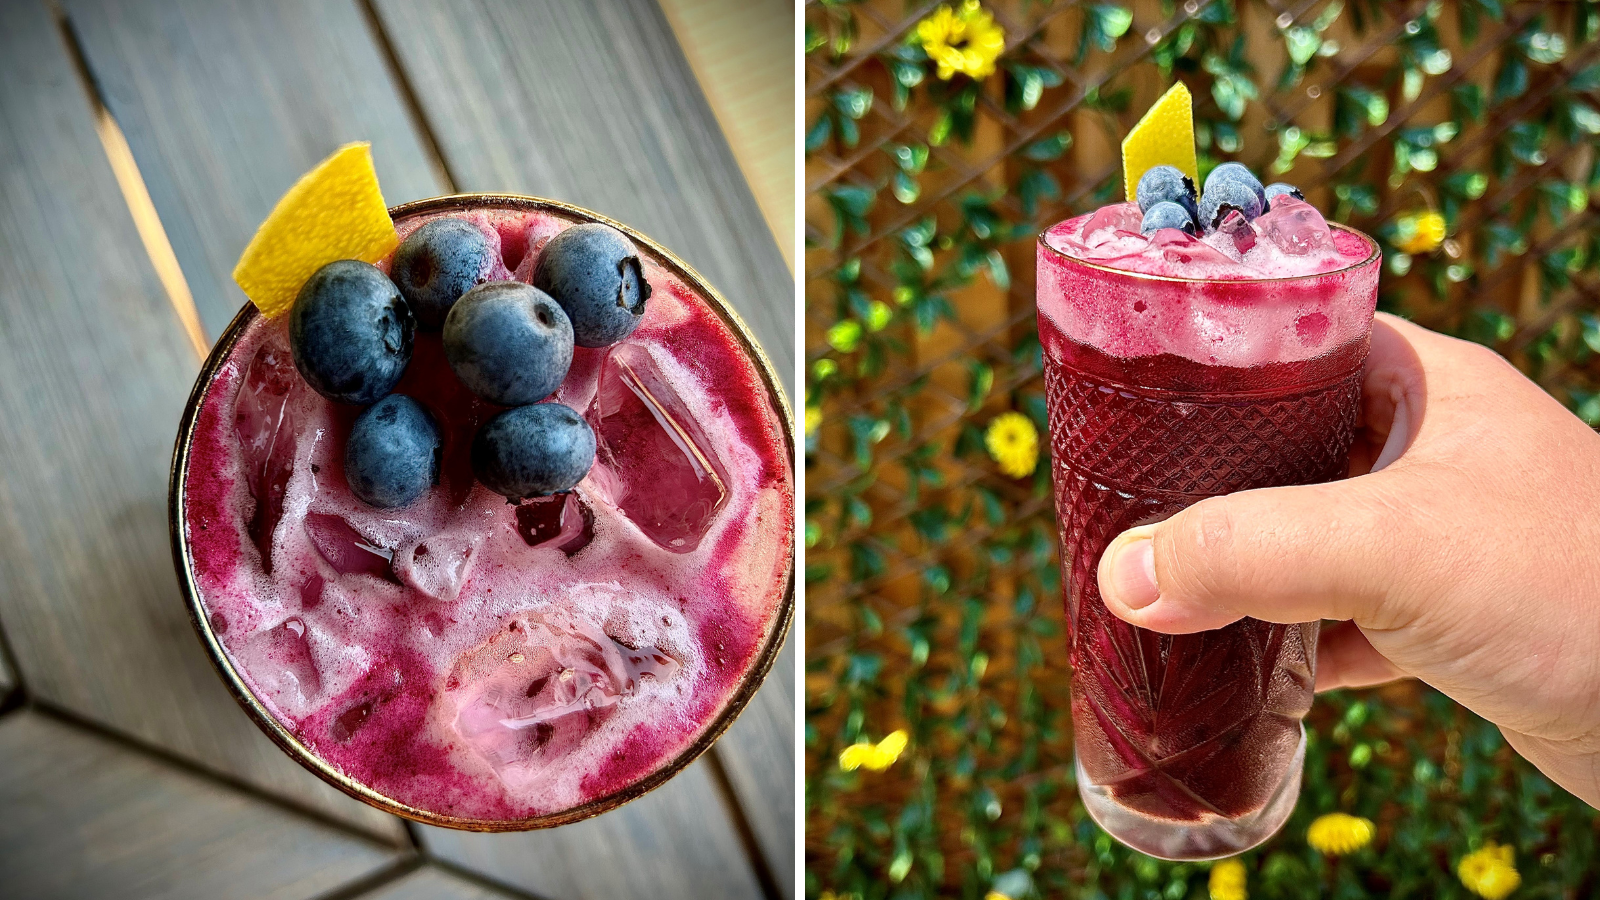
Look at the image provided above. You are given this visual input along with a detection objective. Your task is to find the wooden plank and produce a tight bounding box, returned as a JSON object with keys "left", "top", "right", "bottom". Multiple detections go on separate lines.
{"left": 0, "top": 712, "right": 401, "bottom": 900}
{"left": 370, "top": 0, "right": 795, "bottom": 397}
{"left": 64, "top": 0, "right": 445, "bottom": 341}
{"left": 657, "top": 0, "right": 796, "bottom": 272}
{"left": 418, "top": 760, "right": 764, "bottom": 900}
{"left": 713, "top": 637, "right": 795, "bottom": 900}
{"left": 0, "top": 0, "right": 404, "bottom": 841}
{"left": 359, "top": 867, "right": 518, "bottom": 900}
{"left": 0, "top": 641, "right": 14, "bottom": 697}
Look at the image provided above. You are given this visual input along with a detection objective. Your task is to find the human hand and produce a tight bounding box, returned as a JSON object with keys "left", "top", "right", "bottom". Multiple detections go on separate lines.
{"left": 1095, "top": 312, "right": 1600, "bottom": 807}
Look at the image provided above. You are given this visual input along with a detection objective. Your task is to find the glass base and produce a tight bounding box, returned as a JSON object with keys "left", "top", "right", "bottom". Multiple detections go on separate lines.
{"left": 1076, "top": 726, "right": 1306, "bottom": 861}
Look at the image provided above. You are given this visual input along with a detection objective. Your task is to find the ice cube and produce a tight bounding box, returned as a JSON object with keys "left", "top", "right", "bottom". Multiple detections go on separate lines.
{"left": 394, "top": 531, "right": 479, "bottom": 601}
{"left": 1079, "top": 202, "right": 1144, "bottom": 246}
{"left": 235, "top": 337, "right": 299, "bottom": 572}
{"left": 1216, "top": 209, "right": 1256, "bottom": 253}
{"left": 1295, "top": 311, "right": 1332, "bottom": 347}
{"left": 590, "top": 344, "right": 728, "bottom": 553}
{"left": 304, "top": 512, "right": 399, "bottom": 583}
{"left": 1150, "top": 229, "right": 1238, "bottom": 269}
{"left": 448, "top": 611, "right": 680, "bottom": 773}
{"left": 1253, "top": 197, "right": 1333, "bottom": 256}
{"left": 243, "top": 616, "right": 321, "bottom": 704}
{"left": 324, "top": 662, "right": 407, "bottom": 743}
{"left": 1076, "top": 232, "right": 1152, "bottom": 263}
{"left": 514, "top": 492, "right": 595, "bottom": 556}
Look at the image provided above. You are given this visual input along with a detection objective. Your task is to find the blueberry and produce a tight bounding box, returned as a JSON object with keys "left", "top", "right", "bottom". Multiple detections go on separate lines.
{"left": 344, "top": 395, "right": 441, "bottom": 508}
{"left": 1263, "top": 183, "right": 1304, "bottom": 211}
{"left": 1204, "top": 162, "right": 1267, "bottom": 209}
{"left": 1197, "top": 180, "right": 1264, "bottom": 232}
{"left": 1140, "top": 201, "right": 1198, "bottom": 236}
{"left": 1135, "top": 165, "right": 1199, "bottom": 219}
{"left": 443, "top": 282, "right": 574, "bottom": 406}
{"left": 471, "top": 403, "right": 596, "bottom": 500}
{"left": 289, "top": 260, "right": 414, "bottom": 405}
{"left": 532, "top": 223, "right": 651, "bottom": 347}
{"left": 390, "top": 218, "right": 498, "bottom": 330}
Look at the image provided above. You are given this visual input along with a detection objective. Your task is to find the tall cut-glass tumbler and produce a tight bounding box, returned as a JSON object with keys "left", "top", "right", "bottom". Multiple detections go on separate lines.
{"left": 1035, "top": 221, "right": 1380, "bottom": 860}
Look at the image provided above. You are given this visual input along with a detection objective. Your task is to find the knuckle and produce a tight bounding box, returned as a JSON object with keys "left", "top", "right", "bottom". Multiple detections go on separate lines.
{"left": 1159, "top": 495, "right": 1244, "bottom": 602}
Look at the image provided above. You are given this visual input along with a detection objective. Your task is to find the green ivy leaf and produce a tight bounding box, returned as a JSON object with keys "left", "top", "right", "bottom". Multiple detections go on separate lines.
{"left": 1519, "top": 30, "right": 1567, "bottom": 64}
{"left": 967, "top": 361, "right": 994, "bottom": 411}
{"left": 827, "top": 320, "right": 863, "bottom": 353}
{"left": 1493, "top": 54, "right": 1528, "bottom": 103}
{"left": 1023, "top": 131, "right": 1073, "bottom": 162}
{"left": 892, "top": 169, "right": 921, "bottom": 204}
{"left": 1284, "top": 26, "right": 1321, "bottom": 66}
{"left": 1453, "top": 82, "right": 1486, "bottom": 122}
{"left": 865, "top": 301, "right": 893, "bottom": 332}
{"left": 834, "top": 86, "right": 873, "bottom": 120}
{"left": 805, "top": 114, "right": 832, "bottom": 154}
{"left": 1016, "top": 168, "right": 1060, "bottom": 217}
{"left": 1077, "top": 4, "right": 1134, "bottom": 62}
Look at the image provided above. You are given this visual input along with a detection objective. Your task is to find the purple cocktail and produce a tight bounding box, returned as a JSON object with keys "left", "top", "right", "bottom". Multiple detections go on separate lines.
{"left": 1036, "top": 191, "right": 1379, "bottom": 858}
{"left": 173, "top": 197, "right": 794, "bottom": 829}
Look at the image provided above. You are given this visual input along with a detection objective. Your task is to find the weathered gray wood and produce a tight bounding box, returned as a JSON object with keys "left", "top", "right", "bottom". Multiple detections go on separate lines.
{"left": 65, "top": 0, "right": 445, "bottom": 341}
{"left": 0, "top": 641, "right": 14, "bottom": 697}
{"left": 360, "top": 866, "right": 519, "bottom": 900}
{"left": 0, "top": 0, "right": 405, "bottom": 841}
{"left": 418, "top": 760, "right": 764, "bottom": 900}
{"left": 371, "top": 0, "right": 795, "bottom": 397}
{"left": 0, "top": 712, "right": 401, "bottom": 900}
{"left": 714, "top": 637, "right": 795, "bottom": 899}
{"left": 369, "top": 5, "right": 797, "bottom": 886}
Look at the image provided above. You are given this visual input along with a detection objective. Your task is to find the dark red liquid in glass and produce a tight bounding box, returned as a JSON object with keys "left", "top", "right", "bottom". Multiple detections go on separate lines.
{"left": 1036, "top": 221, "right": 1379, "bottom": 859}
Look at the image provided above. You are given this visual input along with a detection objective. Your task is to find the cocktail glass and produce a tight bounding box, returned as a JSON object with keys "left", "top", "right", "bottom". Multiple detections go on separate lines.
{"left": 1035, "top": 221, "right": 1380, "bottom": 859}
{"left": 168, "top": 194, "right": 793, "bottom": 826}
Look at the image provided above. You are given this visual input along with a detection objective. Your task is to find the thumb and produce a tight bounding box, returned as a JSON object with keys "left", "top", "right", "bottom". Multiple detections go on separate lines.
{"left": 1096, "top": 478, "right": 1419, "bottom": 634}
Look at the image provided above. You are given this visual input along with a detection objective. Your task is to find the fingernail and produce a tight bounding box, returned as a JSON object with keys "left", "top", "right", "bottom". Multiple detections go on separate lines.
{"left": 1103, "top": 529, "right": 1159, "bottom": 610}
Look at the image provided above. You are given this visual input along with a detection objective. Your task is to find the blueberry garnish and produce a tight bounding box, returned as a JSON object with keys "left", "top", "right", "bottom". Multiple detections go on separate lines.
{"left": 443, "top": 281, "right": 574, "bottom": 407}
{"left": 1135, "top": 165, "right": 1199, "bottom": 219}
{"left": 1263, "top": 183, "right": 1304, "bottom": 211}
{"left": 532, "top": 223, "right": 652, "bottom": 347}
{"left": 1197, "top": 179, "right": 1264, "bottom": 232}
{"left": 1140, "top": 201, "right": 1198, "bottom": 236}
{"left": 344, "top": 394, "right": 441, "bottom": 508}
{"left": 289, "top": 259, "right": 414, "bottom": 405}
{"left": 1204, "top": 162, "right": 1267, "bottom": 209}
{"left": 390, "top": 218, "right": 498, "bottom": 330}
{"left": 471, "top": 403, "right": 596, "bottom": 501}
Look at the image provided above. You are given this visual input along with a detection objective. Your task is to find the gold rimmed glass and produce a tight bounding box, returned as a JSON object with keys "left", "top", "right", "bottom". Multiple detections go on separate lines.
{"left": 169, "top": 194, "right": 794, "bottom": 831}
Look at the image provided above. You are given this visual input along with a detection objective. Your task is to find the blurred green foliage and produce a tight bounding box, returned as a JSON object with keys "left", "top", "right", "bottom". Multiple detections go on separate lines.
{"left": 804, "top": 1, "right": 1600, "bottom": 897}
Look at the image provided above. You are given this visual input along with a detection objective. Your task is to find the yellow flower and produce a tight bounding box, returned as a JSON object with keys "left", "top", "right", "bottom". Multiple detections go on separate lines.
{"left": 1306, "top": 812, "right": 1375, "bottom": 855}
{"left": 985, "top": 411, "right": 1039, "bottom": 478}
{"left": 1208, "top": 858, "right": 1248, "bottom": 900}
{"left": 1458, "top": 842, "right": 1521, "bottom": 900}
{"left": 1394, "top": 210, "right": 1446, "bottom": 254}
{"left": 805, "top": 405, "right": 823, "bottom": 435}
{"left": 984, "top": 893, "right": 1011, "bottom": 900}
{"left": 839, "top": 729, "right": 909, "bottom": 772}
{"left": 914, "top": 1, "right": 1006, "bottom": 81}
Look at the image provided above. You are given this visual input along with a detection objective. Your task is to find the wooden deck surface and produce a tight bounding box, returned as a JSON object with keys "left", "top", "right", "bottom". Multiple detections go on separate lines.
{"left": 0, "top": 1, "right": 794, "bottom": 897}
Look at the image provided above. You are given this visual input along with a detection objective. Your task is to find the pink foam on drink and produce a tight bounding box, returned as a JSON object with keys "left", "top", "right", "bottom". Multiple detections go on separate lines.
{"left": 1039, "top": 201, "right": 1377, "bottom": 369}
{"left": 180, "top": 207, "right": 793, "bottom": 822}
